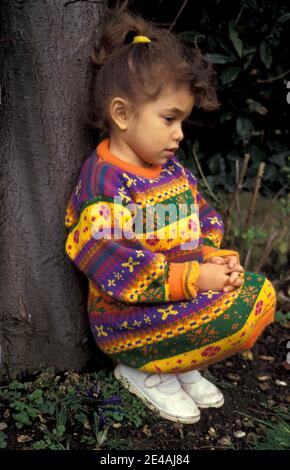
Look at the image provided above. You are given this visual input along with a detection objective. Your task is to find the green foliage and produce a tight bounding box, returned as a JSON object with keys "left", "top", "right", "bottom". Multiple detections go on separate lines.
{"left": 250, "top": 416, "right": 290, "bottom": 450}
{"left": 0, "top": 368, "right": 147, "bottom": 450}
{"left": 235, "top": 405, "right": 290, "bottom": 450}
{"left": 0, "top": 431, "right": 8, "bottom": 449}
{"left": 275, "top": 310, "right": 290, "bottom": 326}
{"left": 174, "top": 0, "right": 290, "bottom": 198}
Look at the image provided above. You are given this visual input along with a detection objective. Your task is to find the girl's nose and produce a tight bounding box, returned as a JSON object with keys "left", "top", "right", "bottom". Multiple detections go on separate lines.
{"left": 173, "top": 125, "right": 184, "bottom": 143}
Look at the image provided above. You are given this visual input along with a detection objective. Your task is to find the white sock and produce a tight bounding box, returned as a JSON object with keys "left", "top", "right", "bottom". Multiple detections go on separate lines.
{"left": 178, "top": 370, "right": 201, "bottom": 384}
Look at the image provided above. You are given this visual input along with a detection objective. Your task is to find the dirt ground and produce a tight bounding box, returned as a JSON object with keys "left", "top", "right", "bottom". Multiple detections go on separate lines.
{"left": 106, "top": 320, "right": 290, "bottom": 450}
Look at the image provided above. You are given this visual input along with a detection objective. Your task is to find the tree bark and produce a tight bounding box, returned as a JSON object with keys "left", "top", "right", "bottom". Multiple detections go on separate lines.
{"left": 0, "top": 0, "right": 105, "bottom": 379}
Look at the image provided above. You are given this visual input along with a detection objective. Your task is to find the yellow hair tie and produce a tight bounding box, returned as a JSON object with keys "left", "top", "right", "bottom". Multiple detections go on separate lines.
{"left": 132, "top": 35, "right": 151, "bottom": 44}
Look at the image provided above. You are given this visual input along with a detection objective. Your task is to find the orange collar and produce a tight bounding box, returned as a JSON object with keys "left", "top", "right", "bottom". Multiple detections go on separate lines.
{"left": 96, "top": 138, "right": 162, "bottom": 178}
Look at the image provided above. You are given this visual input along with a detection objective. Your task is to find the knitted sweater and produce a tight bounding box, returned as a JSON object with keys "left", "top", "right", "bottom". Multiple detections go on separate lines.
{"left": 65, "top": 138, "right": 238, "bottom": 304}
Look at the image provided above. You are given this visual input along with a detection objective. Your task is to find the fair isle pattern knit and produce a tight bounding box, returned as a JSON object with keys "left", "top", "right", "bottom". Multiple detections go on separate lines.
{"left": 65, "top": 138, "right": 276, "bottom": 373}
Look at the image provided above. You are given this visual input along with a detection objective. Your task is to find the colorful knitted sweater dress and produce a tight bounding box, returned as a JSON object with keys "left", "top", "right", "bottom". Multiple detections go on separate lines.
{"left": 65, "top": 138, "right": 276, "bottom": 374}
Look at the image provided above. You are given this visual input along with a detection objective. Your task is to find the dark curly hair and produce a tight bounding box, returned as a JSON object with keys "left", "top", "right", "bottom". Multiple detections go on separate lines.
{"left": 89, "top": 5, "right": 220, "bottom": 133}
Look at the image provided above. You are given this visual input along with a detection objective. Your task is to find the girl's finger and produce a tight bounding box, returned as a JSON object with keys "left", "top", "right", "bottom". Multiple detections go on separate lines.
{"left": 229, "top": 259, "right": 235, "bottom": 269}
{"left": 225, "top": 256, "right": 238, "bottom": 268}
{"left": 223, "top": 285, "right": 234, "bottom": 293}
{"left": 232, "top": 277, "right": 244, "bottom": 287}
{"left": 210, "top": 256, "right": 224, "bottom": 264}
{"left": 229, "top": 272, "right": 239, "bottom": 284}
{"left": 227, "top": 264, "right": 244, "bottom": 273}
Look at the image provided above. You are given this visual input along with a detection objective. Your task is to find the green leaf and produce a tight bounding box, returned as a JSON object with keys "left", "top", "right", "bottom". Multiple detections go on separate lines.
{"left": 219, "top": 112, "right": 234, "bottom": 123}
{"left": 228, "top": 20, "right": 243, "bottom": 57}
{"left": 278, "top": 13, "right": 290, "bottom": 23}
{"left": 28, "top": 389, "right": 43, "bottom": 401}
{"left": 220, "top": 65, "right": 241, "bottom": 85}
{"left": 260, "top": 41, "right": 272, "bottom": 69}
{"left": 12, "top": 411, "right": 32, "bottom": 426}
{"left": 177, "top": 31, "right": 201, "bottom": 44}
{"left": 242, "top": 0, "right": 257, "bottom": 9}
{"left": 236, "top": 116, "right": 254, "bottom": 142}
{"left": 246, "top": 98, "right": 268, "bottom": 115}
{"left": 0, "top": 432, "right": 7, "bottom": 449}
{"left": 204, "top": 53, "right": 236, "bottom": 64}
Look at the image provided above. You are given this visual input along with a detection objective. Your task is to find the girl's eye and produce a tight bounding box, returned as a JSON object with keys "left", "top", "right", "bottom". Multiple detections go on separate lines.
{"left": 164, "top": 116, "right": 175, "bottom": 123}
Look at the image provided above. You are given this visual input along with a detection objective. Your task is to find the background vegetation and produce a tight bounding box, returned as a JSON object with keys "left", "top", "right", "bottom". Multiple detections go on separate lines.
{"left": 118, "top": 0, "right": 290, "bottom": 276}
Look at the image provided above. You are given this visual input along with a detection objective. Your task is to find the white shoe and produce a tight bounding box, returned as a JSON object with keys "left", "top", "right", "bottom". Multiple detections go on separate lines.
{"left": 178, "top": 370, "right": 224, "bottom": 409}
{"left": 114, "top": 364, "right": 201, "bottom": 424}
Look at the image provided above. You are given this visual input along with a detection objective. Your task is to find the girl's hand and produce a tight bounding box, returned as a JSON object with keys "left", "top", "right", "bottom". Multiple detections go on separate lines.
{"left": 223, "top": 271, "right": 244, "bottom": 293}
{"left": 207, "top": 254, "right": 240, "bottom": 269}
{"left": 195, "top": 263, "right": 244, "bottom": 293}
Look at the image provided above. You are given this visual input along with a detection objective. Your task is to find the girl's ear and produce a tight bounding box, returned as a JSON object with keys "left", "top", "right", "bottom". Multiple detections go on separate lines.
{"left": 109, "top": 97, "right": 131, "bottom": 130}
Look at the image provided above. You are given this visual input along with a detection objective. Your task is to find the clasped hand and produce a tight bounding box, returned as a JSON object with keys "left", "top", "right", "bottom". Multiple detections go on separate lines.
{"left": 196, "top": 255, "right": 245, "bottom": 293}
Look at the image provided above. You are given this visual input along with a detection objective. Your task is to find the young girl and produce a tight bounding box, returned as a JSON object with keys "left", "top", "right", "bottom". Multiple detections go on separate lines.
{"left": 64, "top": 8, "right": 276, "bottom": 424}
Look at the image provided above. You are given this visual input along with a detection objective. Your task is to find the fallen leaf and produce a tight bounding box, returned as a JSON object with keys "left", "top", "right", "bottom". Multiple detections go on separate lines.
{"left": 257, "top": 375, "right": 271, "bottom": 382}
{"left": 227, "top": 373, "right": 241, "bottom": 382}
{"left": 242, "top": 418, "right": 255, "bottom": 429}
{"left": 208, "top": 427, "right": 216, "bottom": 437}
{"left": 37, "top": 414, "right": 47, "bottom": 424}
{"left": 258, "top": 355, "right": 275, "bottom": 362}
{"left": 112, "top": 423, "right": 121, "bottom": 429}
{"left": 17, "top": 435, "right": 32, "bottom": 443}
{"left": 0, "top": 422, "right": 8, "bottom": 431}
{"left": 3, "top": 409, "right": 10, "bottom": 420}
{"left": 218, "top": 436, "right": 232, "bottom": 447}
{"left": 142, "top": 425, "right": 152, "bottom": 437}
{"left": 275, "top": 379, "right": 287, "bottom": 386}
{"left": 241, "top": 351, "right": 254, "bottom": 361}
{"left": 234, "top": 431, "right": 246, "bottom": 438}
{"left": 84, "top": 420, "right": 91, "bottom": 430}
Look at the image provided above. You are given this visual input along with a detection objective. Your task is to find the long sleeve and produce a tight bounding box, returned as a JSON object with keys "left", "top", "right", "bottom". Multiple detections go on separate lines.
{"left": 184, "top": 167, "right": 240, "bottom": 263}
{"left": 65, "top": 160, "right": 199, "bottom": 303}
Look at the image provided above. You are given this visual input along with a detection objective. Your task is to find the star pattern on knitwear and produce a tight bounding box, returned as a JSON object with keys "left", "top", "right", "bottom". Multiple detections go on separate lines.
{"left": 122, "top": 173, "right": 137, "bottom": 187}
{"left": 121, "top": 257, "right": 140, "bottom": 273}
{"left": 157, "top": 305, "right": 178, "bottom": 321}
{"left": 95, "top": 325, "right": 108, "bottom": 337}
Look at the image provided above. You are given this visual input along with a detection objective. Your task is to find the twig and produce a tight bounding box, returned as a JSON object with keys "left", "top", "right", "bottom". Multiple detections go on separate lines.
{"left": 235, "top": 5, "right": 245, "bottom": 24}
{"left": 278, "top": 291, "right": 290, "bottom": 303}
{"left": 243, "top": 162, "right": 265, "bottom": 232}
{"left": 169, "top": 0, "right": 189, "bottom": 32}
{"left": 257, "top": 69, "right": 290, "bottom": 84}
{"left": 119, "top": 0, "right": 134, "bottom": 11}
{"left": 186, "top": 118, "right": 217, "bottom": 128}
{"left": 224, "top": 153, "right": 251, "bottom": 237}
{"left": 244, "top": 243, "right": 253, "bottom": 270}
{"left": 191, "top": 144, "right": 219, "bottom": 203}
{"left": 253, "top": 229, "right": 278, "bottom": 272}
{"left": 235, "top": 159, "right": 241, "bottom": 224}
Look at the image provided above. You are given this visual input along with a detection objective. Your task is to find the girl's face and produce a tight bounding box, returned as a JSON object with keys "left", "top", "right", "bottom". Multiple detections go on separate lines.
{"left": 110, "top": 85, "right": 195, "bottom": 168}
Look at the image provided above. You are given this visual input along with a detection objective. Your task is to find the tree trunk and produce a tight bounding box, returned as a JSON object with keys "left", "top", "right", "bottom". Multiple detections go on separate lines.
{"left": 0, "top": 0, "right": 105, "bottom": 379}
